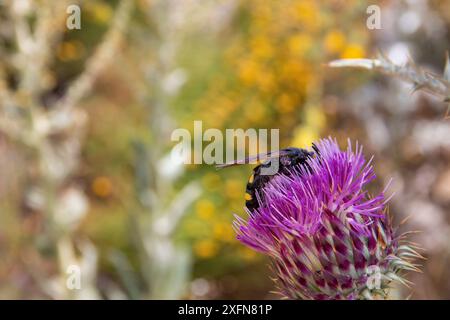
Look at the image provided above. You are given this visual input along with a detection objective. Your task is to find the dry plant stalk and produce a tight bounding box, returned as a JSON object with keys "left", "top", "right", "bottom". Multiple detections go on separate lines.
{"left": 328, "top": 54, "right": 450, "bottom": 102}
{"left": 118, "top": 0, "right": 205, "bottom": 299}
{"left": 0, "top": 0, "right": 132, "bottom": 298}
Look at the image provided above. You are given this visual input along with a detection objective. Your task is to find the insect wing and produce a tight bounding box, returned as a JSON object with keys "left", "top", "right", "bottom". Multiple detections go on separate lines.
{"left": 215, "top": 149, "right": 289, "bottom": 169}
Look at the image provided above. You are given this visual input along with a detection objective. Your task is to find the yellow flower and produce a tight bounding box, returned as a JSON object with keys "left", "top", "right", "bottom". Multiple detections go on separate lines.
{"left": 293, "top": 2, "right": 319, "bottom": 31}
{"left": 91, "top": 176, "right": 113, "bottom": 198}
{"left": 185, "top": 220, "right": 208, "bottom": 238}
{"left": 276, "top": 93, "right": 296, "bottom": 113}
{"left": 251, "top": 36, "right": 273, "bottom": 59}
{"left": 253, "top": 4, "right": 273, "bottom": 29}
{"left": 324, "top": 31, "right": 346, "bottom": 54}
{"left": 341, "top": 44, "right": 366, "bottom": 59}
{"left": 238, "top": 60, "right": 261, "bottom": 86}
{"left": 280, "top": 60, "right": 303, "bottom": 80}
{"left": 288, "top": 34, "right": 313, "bottom": 56}
{"left": 291, "top": 126, "right": 319, "bottom": 148}
{"left": 87, "top": 2, "right": 113, "bottom": 24}
{"left": 305, "top": 106, "right": 326, "bottom": 129}
{"left": 244, "top": 100, "right": 266, "bottom": 122}
{"left": 213, "top": 222, "right": 235, "bottom": 243}
{"left": 239, "top": 247, "right": 257, "bottom": 261}
{"left": 201, "top": 173, "right": 221, "bottom": 189}
{"left": 194, "top": 239, "right": 219, "bottom": 258}
{"left": 225, "top": 179, "right": 244, "bottom": 200}
{"left": 195, "top": 199, "right": 215, "bottom": 220}
{"left": 257, "top": 72, "right": 275, "bottom": 93}
{"left": 56, "top": 41, "right": 85, "bottom": 61}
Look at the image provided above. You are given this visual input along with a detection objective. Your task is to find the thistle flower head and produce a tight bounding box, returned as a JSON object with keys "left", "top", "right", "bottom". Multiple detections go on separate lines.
{"left": 234, "top": 137, "right": 419, "bottom": 300}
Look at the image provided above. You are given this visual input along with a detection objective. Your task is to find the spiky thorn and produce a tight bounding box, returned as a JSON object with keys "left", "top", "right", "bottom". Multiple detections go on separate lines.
{"left": 376, "top": 226, "right": 425, "bottom": 299}
{"left": 328, "top": 52, "right": 450, "bottom": 106}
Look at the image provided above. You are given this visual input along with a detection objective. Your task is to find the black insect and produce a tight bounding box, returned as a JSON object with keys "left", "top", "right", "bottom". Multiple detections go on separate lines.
{"left": 216, "top": 147, "right": 317, "bottom": 210}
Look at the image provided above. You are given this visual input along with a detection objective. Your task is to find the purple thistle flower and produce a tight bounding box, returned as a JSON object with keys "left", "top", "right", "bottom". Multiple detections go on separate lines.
{"left": 234, "top": 137, "right": 419, "bottom": 300}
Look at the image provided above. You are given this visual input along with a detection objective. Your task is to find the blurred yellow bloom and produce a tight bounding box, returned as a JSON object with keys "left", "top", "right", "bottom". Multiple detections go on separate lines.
{"left": 91, "top": 176, "right": 113, "bottom": 198}
{"left": 257, "top": 72, "right": 275, "bottom": 93}
{"left": 253, "top": 3, "right": 272, "bottom": 22}
{"left": 293, "top": 1, "right": 319, "bottom": 31}
{"left": 244, "top": 101, "right": 266, "bottom": 122}
{"left": 195, "top": 199, "right": 215, "bottom": 220}
{"left": 56, "top": 41, "right": 85, "bottom": 62}
{"left": 288, "top": 34, "right": 313, "bottom": 56}
{"left": 87, "top": 2, "right": 113, "bottom": 24}
{"left": 194, "top": 239, "right": 219, "bottom": 258}
{"left": 220, "top": 97, "right": 238, "bottom": 112}
{"left": 280, "top": 60, "right": 311, "bottom": 88}
{"left": 341, "top": 44, "right": 366, "bottom": 59}
{"left": 291, "top": 126, "right": 319, "bottom": 148}
{"left": 239, "top": 247, "right": 257, "bottom": 261}
{"left": 201, "top": 173, "right": 221, "bottom": 189}
{"left": 211, "top": 97, "right": 237, "bottom": 123}
{"left": 280, "top": 60, "right": 299, "bottom": 78}
{"left": 213, "top": 222, "right": 235, "bottom": 243}
{"left": 276, "top": 93, "right": 296, "bottom": 113}
{"left": 185, "top": 163, "right": 198, "bottom": 171}
{"left": 305, "top": 106, "right": 326, "bottom": 129}
{"left": 225, "top": 179, "right": 244, "bottom": 200}
{"left": 251, "top": 36, "right": 273, "bottom": 60}
{"left": 238, "top": 60, "right": 261, "bottom": 86}
{"left": 184, "top": 220, "right": 208, "bottom": 238}
{"left": 324, "top": 31, "right": 346, "bottom": 54}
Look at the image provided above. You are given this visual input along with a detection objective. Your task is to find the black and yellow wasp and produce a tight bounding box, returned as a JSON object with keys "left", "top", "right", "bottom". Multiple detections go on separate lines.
{"left": 216, "top": 147, "right": 317, "bottom": 210}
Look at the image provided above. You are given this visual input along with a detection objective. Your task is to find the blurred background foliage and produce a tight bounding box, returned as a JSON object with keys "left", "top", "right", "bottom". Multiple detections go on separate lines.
{"left": 0, "top": 0, "right": 449, "bottom": 299}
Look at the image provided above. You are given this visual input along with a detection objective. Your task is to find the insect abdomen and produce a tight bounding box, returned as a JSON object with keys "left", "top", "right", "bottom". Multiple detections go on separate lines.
{"left": 245, "top": 163, "right": 273, "bottom": 210}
